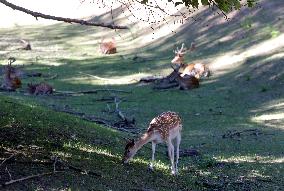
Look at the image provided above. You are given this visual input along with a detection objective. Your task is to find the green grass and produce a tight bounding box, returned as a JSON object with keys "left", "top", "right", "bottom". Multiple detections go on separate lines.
{"left": 0, "top": 1, "right": 284, "bottom": 190}
{"left": 0, "top": 95, "right": 205, "bottom": 190}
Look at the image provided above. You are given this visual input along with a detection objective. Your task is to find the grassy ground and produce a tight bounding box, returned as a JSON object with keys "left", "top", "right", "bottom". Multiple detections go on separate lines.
{"left": 0, "top": 0, "right": 284, "bottom": 190}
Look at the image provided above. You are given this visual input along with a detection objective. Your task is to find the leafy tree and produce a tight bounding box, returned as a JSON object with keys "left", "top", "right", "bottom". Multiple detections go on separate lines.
{"left": 0, "top": 0, "right": 259, "bottom": 29}
{"left": 141, "top": 0, "right": 258, "bottom": 13}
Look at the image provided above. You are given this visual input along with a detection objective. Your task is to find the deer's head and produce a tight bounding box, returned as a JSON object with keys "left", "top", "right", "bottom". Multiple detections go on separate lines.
{"left": 3, "top": 57, "right": 23, "bottom": 79}
{"left": 122, "top": 139, "right": 136, "bottom": 164}
{"left": 3, "top": 58, "right": 15, "bottom": 77}
{"left": 171, "top": 43, "right": 187, "bottom": 66}
{"left": 100, "top": 37, "right": 117, "bottom": 54}
{"left": 171, "top": 43, "right": 195, "bottom": 69}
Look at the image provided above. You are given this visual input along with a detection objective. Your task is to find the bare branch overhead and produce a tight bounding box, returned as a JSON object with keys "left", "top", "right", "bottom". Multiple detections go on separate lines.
{"left": 0, "top": 0, "right": 128, "bottom": 29}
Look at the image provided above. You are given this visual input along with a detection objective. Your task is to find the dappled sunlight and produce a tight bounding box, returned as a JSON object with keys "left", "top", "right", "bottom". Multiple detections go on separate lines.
{"left": 243, "top": 34, "right": 284, "bottom": 58}
{"left": 53, "top": 151, "right": 73, "bottom": 158}
{"left": 252, "top": 102, "right": 284, "bottom": 112}
{"left": 131, "top": 158, "right": 169, "bottom": 172}
{"left": 210, "top": 50, "right": 243, "bottom": 73}
{"left": 247, "top": 170, "right": 271, "bottom": 179}
{"left": 210, "top": 33, "right": 284, "bottom": 76}
{"left": 1, "top": 0, "right": 284, "bottom": 190}
{"left": 63, "top": 141, "right": 171, "bottom": 172}
{"left": 252, "top": 113, "right": 284, "bottom": 129}
{"left": 63, "top": 142, "right": 120, "bottom": 158}
{"left": 254, "top": 113, "right": 284, "bottom": 121}
{"left": 250, "top": 99, "right": 284, "bottom": 129}
{"left": 61, "top": 72, "right": 153, "bottom": 85}
{"left": 216, "top": 155, "right": 284, "bottom": 164}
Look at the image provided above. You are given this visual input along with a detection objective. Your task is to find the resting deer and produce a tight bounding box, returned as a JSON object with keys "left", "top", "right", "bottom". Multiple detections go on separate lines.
{"left": 1, "top": 57, "right": 22, "bottom": 90}
{"left": 168, "top": 65, "right": 199, "bottom": 90}
{"left": 27, "top": 82, "right": 53, "bottom": 95}
{"left": 100, "top": 37, "right": 117, "bottom": 54}
{"left": 123, "top": 111, "right": 182, "bottom": 175}
{"left": 19, "top": 39, "right": 32, "bottom": 50}
{"left": 171, "top": 43, "right": 210, "bottom": 79}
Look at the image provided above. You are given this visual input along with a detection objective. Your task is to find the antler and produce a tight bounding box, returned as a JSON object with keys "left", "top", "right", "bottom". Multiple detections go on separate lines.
{"left": 8, "top": 57, "right": 16, "bottom": 65}
{"left": 174, "top": 43, "right": 187, "bottom": 55}
{"left": 174, "top": 42, "right": 196, "bottom": 55}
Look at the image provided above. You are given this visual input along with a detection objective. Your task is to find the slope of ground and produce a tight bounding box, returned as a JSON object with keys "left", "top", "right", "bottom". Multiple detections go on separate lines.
{"left": 0, "top": 0, "right": 283, "bottom": 190}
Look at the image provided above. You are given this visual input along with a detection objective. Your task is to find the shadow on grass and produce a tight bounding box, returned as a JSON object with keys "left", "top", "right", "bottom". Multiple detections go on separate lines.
{"left": 0, "top": 0, "right": 284, "bottom": 190}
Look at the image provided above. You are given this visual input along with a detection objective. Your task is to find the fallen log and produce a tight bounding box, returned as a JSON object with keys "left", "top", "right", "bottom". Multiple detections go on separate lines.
{"left": 55, "top": 89, "right": 131, "bottom": 96}
{"left": 139, "top": 76, "right": 164, "bottom": 83}
{"left": 153, "top": 82, "right": 179, "bottom": 90}
{"left": 1, "top": 171, "right": 65, "bottom": 188}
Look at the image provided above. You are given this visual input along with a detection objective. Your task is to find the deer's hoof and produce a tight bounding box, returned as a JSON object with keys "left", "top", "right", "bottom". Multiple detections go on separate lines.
{"left": 148, "top": 164, "right": 154, "bottom": 171}
{"left": 171, "top": 170, "right": 179, "bottom": 176}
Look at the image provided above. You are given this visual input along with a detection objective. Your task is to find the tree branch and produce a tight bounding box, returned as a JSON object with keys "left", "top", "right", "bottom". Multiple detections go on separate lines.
{"left": 1, "top": 171, "right": 65, "bottom": 187}
{"left": 0, "top": 0, "right": 128, "bottom": 29}
{"left": 0, "top": 154, "right": 16, "bottom": 168}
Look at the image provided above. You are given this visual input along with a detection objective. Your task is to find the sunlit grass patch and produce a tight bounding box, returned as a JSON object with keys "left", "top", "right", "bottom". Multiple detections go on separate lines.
{"left": 215, "top": 155, "right": 284, "bottom": 164}
{"left": 63, "top": 142, "right": 120, "bottom": 158}
{"left": 61, "top": 72, "right": 152, "bottom": 85}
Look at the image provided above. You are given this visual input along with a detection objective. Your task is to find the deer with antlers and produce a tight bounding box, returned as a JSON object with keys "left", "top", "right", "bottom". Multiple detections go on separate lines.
{"left": 123, "top": 111, "right": 182, "bottom": 175}
{"left": 171, "top": 43, "right": 210, "bottom": 79}
{"left": 100, "top": 37, "right": 117, "bottom": 54}
{"left": 1, "top": 57, "right": 22, "bottom": 91}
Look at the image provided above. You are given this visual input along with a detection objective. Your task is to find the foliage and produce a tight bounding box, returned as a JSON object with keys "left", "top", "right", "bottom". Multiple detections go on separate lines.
{"left": 141, "top": 0, "right": 259, "bottom": 13}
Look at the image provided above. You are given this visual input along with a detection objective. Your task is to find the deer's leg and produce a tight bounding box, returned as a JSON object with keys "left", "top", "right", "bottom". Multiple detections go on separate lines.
{"left": 167, "top": 140, "right": 175, "bottom": 175}
{"left": 175, "top": 132, "right": 181, "bottom": 174}
{"left": 149, "top": 141, "right": 156, "bottom": 170}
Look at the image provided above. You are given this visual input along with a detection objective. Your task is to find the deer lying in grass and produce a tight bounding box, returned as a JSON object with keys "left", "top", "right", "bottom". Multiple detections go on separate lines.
{"left": 100, "top": 38, "right": 117, "bottom": 54}
{"left": 19, "top": 39, "right": 32, "bottom": 50}
{"left": 171, "top": 43, "right": 210, "bottom": 79}
{"left": 123, "top": 111, "right": 182, "bottom": 175}
{"left": 27, "top": 82, "right": 53, "bottom": 95}
{"left": 1, "top": 57, "right": 22, "bottom": 90}
{"left": 168, "top": 64, "right": 199, "bottom": 90}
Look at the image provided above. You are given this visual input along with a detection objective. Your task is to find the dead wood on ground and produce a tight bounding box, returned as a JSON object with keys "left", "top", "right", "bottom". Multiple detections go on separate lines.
{"left": 222, "top": 129, "right": 267, "bottom": 139}
{"left": 54, "top": 89, "right": 131, "bottom": 96}
{"left": 1, "top": 171, "right": 64, "bottom": 187}
{"left": 0, "top": 153, "right": 101, "bottom": 188}
{"left": 48, "top": 104, "right": 138, "bottom": 133}
{"left": 179, "top": 149, "right": 200, "bottom": 157}
{"left": 139, "top": 76, "right": 164, "bottom": 83}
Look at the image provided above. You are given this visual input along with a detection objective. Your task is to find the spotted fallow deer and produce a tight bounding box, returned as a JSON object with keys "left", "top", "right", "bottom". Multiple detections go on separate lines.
{"left": 123, "top": 111, "right": 182, "bottom": 175}
{"left": 171, "top": 43, "right": 210, "bottom": 79}
{"left": 100, "top": 37, "right": 117, "bottom": 54}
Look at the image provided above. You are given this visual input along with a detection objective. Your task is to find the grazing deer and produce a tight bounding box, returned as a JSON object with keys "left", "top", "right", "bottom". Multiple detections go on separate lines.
{"left": 123, "top": 111, "right": 182, "bottom": 175}
{"left": 1, "top": 57, "right": 22, "bottom": 90}
{"left": 100, "top": 37, "right": 117, "bottom": 54}
{"left": 171, "top": 43, "right": 210, "bottom": 79}
{"left": 27, "top": 82, "right": 53, "bottom": 95}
